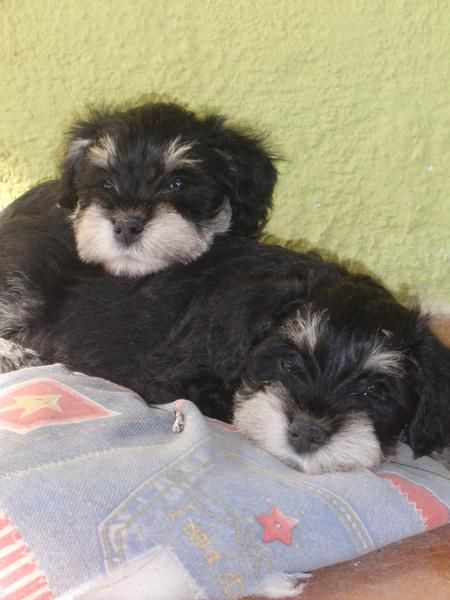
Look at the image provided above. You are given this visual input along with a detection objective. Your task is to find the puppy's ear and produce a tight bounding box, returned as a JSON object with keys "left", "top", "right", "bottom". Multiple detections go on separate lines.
{"left": 59, "top": 111, "right": 109, "bottom": 210}
{"left": 208, "top": 118, "right": 278, "bottom": 237}
{"left": 407, "top": 321, "right": 450, "bottom": 457}
{"left": 207, "top": 281, "right": 305, "bottom": 387}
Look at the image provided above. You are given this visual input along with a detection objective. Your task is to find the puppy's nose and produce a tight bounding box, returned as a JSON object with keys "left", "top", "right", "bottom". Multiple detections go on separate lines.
{"left": 288, "top": 421, "right": 328, "bottom": 453}
{"left": 113, "top": 217, "right": 144, "bottom": 246}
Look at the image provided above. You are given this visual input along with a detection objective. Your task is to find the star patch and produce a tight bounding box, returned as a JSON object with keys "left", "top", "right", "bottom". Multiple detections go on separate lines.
{"left": 0, "top": 378, "right": 118, "bottom": 433}
{"left": 256, "top": 506, "right": 299, "bottom": 545}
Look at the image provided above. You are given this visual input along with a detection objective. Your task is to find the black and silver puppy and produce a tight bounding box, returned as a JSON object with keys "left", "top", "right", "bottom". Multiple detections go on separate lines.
{"left": 17, "top": 237, "right": 450, "bottom": 474}
{"left": 0, "top": 101, "right": 277, "bottom": 371}
{"left": 59, "top": 102, "right": 276, "bottom": 276}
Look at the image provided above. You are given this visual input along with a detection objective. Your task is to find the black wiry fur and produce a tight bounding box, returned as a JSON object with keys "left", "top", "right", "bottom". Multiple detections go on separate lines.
{"left": 3, "top": 236, "right": 448, "bottom": 473}
{"left": 1, "top": 101, "right": 276, "bottom": 281}
{"left": 60, "top": 102, "right": 277, "bottom": 238}
{"left": 0, "top": 100, "right": 276, "bottom": 368}
{"left": 0, "top": 103, "right": 448, "bottom": 473}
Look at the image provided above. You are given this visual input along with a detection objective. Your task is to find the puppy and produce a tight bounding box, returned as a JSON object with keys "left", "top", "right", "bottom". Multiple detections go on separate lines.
{"left": 17, "top": 237, "right": 450, "bottom": 474}
{"left": 0, "top": 101, "right": 277, "bottom": 372}
{"left": 59, "top": 102, "right": 277, "bottom": 276}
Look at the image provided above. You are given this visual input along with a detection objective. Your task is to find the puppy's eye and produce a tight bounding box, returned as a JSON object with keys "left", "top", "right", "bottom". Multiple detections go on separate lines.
{"left": 280, "top": 359, "right": 296, "bottom": 373}
{"left": 362, "top": 383, "right": 385, "bottom": 397}
{"left": 102, "top": 182, "right": 114, "bottom": 191}
{"left": 169, "top": 177, "right": 189, "bottom": 191}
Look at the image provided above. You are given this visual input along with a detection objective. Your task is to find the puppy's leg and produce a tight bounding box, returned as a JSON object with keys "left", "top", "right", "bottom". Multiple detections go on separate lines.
{"left": 0, "top": 278, "right": 45, "bottom": 373}
{"left": 0, "top": 338, "right": 43, "bottom": 374}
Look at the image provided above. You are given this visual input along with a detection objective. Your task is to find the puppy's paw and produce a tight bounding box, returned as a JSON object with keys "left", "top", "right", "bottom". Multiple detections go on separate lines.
{"left": 432, "top": 447, "right": 450, "bottom": 470}
{"left": 249, "top": 572, "right": 311, "bottom": 599}
{"left": 0, "top": 338, "right": 43, "bottom": 373}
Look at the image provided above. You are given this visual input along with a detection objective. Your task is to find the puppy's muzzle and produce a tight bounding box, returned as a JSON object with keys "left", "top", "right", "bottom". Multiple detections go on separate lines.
{"left": 113, "top": 216, "right": 144, "bottom": 246}
{"left": 288, "top": 420, "right": 329, "bottom": 453}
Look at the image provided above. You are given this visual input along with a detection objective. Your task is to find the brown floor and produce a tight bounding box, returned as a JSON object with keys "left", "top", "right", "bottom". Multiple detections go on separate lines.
{"left": 251, "top": 316, "right": 450, "bottom": 600}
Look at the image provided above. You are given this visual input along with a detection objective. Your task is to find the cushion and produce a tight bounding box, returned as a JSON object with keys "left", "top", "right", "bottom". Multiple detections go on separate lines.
{"left": 0, "top": 364, "right": 448, "bottom": 599}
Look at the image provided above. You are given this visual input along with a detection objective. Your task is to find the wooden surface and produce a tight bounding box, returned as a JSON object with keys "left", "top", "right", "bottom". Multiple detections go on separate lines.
{"left": 430, "top": 315, "right": 450, "bottom": 346}
{"left": 300, "top": 526, "right": 450, "bottom": 600}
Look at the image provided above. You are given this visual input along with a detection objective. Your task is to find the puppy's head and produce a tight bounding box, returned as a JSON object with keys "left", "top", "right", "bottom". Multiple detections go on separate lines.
{"left": 233, "top": 277, "right": 450, "bottom": 474}
{"left": 234, "top": 310, "right": 411, "bottom": 474}
{"left": 59, "top": 102, "right": 277, "bottom": 276}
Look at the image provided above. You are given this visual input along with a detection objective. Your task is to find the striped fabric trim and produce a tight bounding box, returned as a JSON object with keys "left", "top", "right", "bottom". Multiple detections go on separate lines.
{"left": 378, "top": 473, "right": 450, "bottom": 530}
{"left": 0, "top": 513, "right": 53, "bottom": 600}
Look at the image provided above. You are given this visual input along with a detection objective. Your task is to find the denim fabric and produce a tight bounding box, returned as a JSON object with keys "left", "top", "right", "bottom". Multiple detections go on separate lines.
{"left": 0, "top": 365, "right": 448, "bottom": 599}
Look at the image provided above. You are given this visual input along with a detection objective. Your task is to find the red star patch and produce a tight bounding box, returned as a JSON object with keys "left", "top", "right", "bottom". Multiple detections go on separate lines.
{"left": 256, "top": 506, "right": 299, "bottom": 545}
{"left": 0, "top": 378, "right": 118, "bottom": 433}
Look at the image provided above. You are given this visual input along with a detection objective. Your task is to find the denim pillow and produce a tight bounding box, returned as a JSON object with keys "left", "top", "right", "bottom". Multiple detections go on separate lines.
{"left": 0, "top": 365, "right": 448, "bottom": 600}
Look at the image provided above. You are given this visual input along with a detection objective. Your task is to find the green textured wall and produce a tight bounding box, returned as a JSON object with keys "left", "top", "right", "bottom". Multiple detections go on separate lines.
{"left": 1, "top": 1, "right": 449, "bottom": 309}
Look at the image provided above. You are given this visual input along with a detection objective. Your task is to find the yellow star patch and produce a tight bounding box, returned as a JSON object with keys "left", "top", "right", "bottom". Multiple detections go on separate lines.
{"left": 0, "top": 394, "right": 63, "bottom": 418}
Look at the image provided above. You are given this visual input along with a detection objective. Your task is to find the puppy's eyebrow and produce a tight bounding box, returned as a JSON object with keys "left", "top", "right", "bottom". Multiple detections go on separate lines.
{"left": 163, "top": 136, "right": 201, "bottom": 172}
{"left": 363, "top": 346, "right": 404, "bottom": 375}
{"left": 280, "top": 310, "right": 325, "bottom": 351}
{"left": 89, "top": 134, "right": 117, "bottom": 168}
{"left": 67, "top": 137, "right": 92, "bottom": 161}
